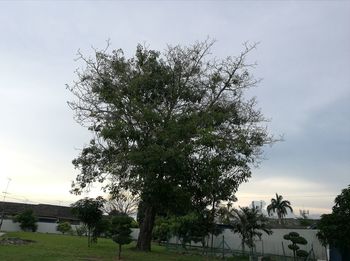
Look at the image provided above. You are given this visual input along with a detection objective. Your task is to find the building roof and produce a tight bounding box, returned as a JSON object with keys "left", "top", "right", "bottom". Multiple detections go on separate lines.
{"left": 0, "top": 201, "right": 78, "bottom": 221}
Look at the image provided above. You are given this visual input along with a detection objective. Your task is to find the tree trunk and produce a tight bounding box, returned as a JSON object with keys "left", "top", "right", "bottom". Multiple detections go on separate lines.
{"left": 118, "top": 244, "right": 121, "bottom": 260}
{"left": 278, "top": 213, "right": 282, "bottom": 225}
{"left": 88, "top": 228, "right": 91, "bottom": 247}
{"left": 210, "top": 198, "right": 216, "bottom": 250}
{"left": 136, "top": 204, "right": 155, "bottom": 251}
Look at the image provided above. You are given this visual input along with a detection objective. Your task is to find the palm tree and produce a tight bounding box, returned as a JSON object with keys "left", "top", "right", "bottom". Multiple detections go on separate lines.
{"left": 219, "top": 206, "right": 272, "bottom": 254}
{"left": 267, "top": 193, "right": 293, "bottom": 224}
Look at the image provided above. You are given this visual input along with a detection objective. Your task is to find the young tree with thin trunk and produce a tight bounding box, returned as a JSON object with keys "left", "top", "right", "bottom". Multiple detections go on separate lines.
{"left": 14, "top": 209, "right": 38, "bottom": 232}
{"left": 71, "top": 197, "right": 105, "bottom": 247}
{"left": 67, "top": 39, "right": 274, "bottom": 251}
{"left": 220, "top": 206, "right": 272, "bottom": 254}
{"left": 283, "top": 232, "right": 308, "bottom": 260}
{"left": 110, "top": 215, "right": 133, "bottom": 260}
{"left": 56, "top": 221, "right": 72, "bottom": 235}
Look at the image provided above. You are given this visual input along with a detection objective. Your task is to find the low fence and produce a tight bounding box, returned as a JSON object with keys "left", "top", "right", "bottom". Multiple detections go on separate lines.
{"left": 130, "top": 228, "right": 328, "bottom": 260}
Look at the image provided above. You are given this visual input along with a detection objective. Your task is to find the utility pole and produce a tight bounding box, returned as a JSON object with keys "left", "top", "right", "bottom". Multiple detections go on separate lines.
{"left": 0, "top": 178, "right": 12, "bottom": 230}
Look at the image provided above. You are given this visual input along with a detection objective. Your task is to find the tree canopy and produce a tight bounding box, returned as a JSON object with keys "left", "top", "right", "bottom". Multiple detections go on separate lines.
{"left": 110, "top": 215, "right": 133, "bottom": 260}
{"left": 68, "top": 39, "right": 274, "bottom": 251}
{"left": 317, "top": 185, "right": 350, "bottom": 251}
{"left": 220, "top": 206, "right": 272, "bottom": 253}
{"left": 284, "top": 232, "right": 308, "bottom": 260}
{"left": 56, "top": 221, "right": 72, "bottom": 235}
{"left": 71, "top": 197, "right": 106, "bottom": 247}
{"left": 14, "top": 209, "right": 38, "bottom": 232}
{"left": 267, "top": 193, "right": 293, "bottom": 224}
{"left": 104, "top": 190, "right": 139, "bottom": 216}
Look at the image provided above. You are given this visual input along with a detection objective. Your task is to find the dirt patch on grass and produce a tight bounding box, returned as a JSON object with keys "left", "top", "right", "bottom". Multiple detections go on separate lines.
{"left": 0, "top": 237, "right": 35, "bottom": 245}
{"left": 78, "top": 257, "right": 103, "bottom": 261}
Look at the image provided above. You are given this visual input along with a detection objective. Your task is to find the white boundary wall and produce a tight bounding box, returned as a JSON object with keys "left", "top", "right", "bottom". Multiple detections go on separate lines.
{"left": 131, "top": 228, "right": 327, "bottom": 260}
{"left": 212, "top": 228, "right": 327, "bottom": 260}
{"left": 2, "top": 221, "right": 327, "bottom": 260}
{"left": 1, "top": 219, "right": 81, "bottom": 234}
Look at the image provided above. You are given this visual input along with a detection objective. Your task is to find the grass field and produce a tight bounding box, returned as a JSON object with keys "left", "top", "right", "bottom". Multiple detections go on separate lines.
{"left": 0, "top": 232, "right": 247, "bottom": 261}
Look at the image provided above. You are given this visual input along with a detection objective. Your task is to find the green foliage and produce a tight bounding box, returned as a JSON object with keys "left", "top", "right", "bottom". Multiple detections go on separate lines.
{"left": 153, "top": 210, "right": 220, "bottom": 248}
{"left": 110, "top": 215, "right": 133, "bottom": 260}
{"left": 288, "top": 244, "right": 299, "bottom": 251}
{"left": 130, "top": 219, "right": 139, "bottom": 228}
{"left": 170, "top": 211, "right": 217, "bottom": 247}
{"left": 153, "top": 217, "right": 172, "bottom": 243}
{"left": 75, "top": 225, "right": 87, "bottom": 236}
{"left": 267, "top": 193, "right": 293, "bottom": 224}
{"left": 68, "top": 40, "right": 274, "bottom": 250}
{"left": 13, "top": 209, "right": 38, "bottom": 232}
{"left": 283, "top": 232, "right": 308, "bottom": 259}
{"left": 71, "top": 197, "right": 106, "bottom": 246}
{"left": 220, "top": 206, "right": 272, "bottom": 252}
{"left": 56, "top": 222, "right": 72, "bottom": 235}
{"left": 317, "top": 185, "right": 350, "bottom": 250}
{"left": 296, "top": 250, "right": 309, "bottom": 258}
{"left": 93, "top": 217, "right": 111, "bottom": 241}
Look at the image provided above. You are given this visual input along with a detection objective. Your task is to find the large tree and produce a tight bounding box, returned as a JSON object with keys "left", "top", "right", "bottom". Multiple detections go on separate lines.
{"left": 68, "top": 40, "right": 274, "bottom": 251}
{"left": 267, "top": 193, "right": 293, "bottom": 224}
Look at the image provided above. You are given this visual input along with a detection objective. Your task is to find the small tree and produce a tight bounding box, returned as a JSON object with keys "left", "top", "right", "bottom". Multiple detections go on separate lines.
{"left": 170, "top": 211, "right": 220, "bottom": 249}
{"left": 283, "top": 232, "right": 308, "bottom": 260}
{"left": 110, "top": 215, "right": 133, "bottom": 260}
{"left": 56, "top": 221, "right": 72, "bottom": 235}
{"left": 71, "top": 196, "right": 106, "bottom": 247}
{"left": 220, "top": 206, "right": 272, "bottom": 254}
{"left": 152, "top": 217, "right": 172, "bottom": 244}
{"left": 14, "top": 209, "right": 38, "bottom": 232}
{"left": 92, "top": 217, "right": 111, "bottom": 242}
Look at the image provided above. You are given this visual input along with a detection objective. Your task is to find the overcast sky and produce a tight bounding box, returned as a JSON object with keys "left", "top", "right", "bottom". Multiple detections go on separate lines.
{"left": 0, "top": 1, "right": 349, "bottom": 217}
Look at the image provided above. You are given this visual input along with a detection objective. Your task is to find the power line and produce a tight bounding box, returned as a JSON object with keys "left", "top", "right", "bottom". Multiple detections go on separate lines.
{"left": 2, "top": 194, "right": 72, "bottom": 206}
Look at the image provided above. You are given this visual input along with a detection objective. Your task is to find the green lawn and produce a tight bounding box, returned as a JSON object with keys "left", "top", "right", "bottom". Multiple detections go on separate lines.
{"left": 0, "top": 232, "right": 246, "bottom": 261}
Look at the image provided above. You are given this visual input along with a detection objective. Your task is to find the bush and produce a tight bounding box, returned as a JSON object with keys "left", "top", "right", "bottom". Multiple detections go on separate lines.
{"left": 14, "top": 209, "right": 38, "bottom": 232}
{"left": 56, "top": 222, "right": 72, "bottom": 235}
{"left": 152, "top": 217, "right": 172, "bottom": 243}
